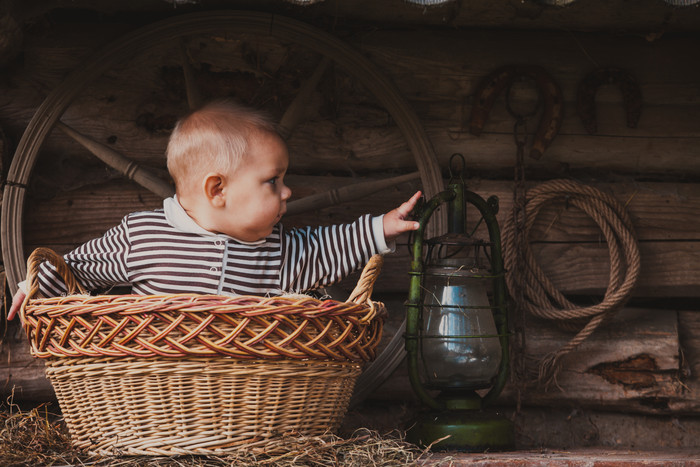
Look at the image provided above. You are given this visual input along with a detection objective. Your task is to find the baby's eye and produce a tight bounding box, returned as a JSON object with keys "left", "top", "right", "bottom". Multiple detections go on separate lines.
{"left": 266, "top": 177, "right": 277, "bottom": 185}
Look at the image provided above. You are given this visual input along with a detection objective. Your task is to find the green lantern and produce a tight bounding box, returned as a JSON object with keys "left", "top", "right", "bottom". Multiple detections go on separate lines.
{"left": 405, "top": 154, "right": 514, "bottom": 452}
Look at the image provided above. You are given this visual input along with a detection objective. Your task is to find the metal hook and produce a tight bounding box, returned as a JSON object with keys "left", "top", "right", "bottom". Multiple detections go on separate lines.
{"left": 505, "top": 76, "right": 542, "bottom": 121}
{"left": 449, "top": 153, "right": 466, "bottom": 182}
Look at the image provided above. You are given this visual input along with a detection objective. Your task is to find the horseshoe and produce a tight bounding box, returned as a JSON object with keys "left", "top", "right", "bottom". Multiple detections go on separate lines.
{"left": 577, "top": 67, "right": 642, "bottom": 134}
{"left": 469, "top": 64, "right": 563, "bottom": 160}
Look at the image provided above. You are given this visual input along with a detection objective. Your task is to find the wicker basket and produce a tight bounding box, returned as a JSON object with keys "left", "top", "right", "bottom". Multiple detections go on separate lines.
{"left": 20, "top": 248, "right": 386, "bottom": 455}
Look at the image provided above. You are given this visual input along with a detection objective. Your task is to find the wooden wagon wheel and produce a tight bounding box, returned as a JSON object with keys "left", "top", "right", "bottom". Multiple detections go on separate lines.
{"left": 2, "top": 11, "right": 444, "bottom": 402}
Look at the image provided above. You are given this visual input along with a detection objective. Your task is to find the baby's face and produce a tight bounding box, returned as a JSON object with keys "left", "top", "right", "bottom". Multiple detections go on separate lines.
{"left": 216, "top": 130, "right": 292, "bottom": 241}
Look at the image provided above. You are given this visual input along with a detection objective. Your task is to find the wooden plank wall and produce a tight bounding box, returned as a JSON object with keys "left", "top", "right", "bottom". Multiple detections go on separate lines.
{"left": 0, "top": 15, "right": 699, "bottom": 414}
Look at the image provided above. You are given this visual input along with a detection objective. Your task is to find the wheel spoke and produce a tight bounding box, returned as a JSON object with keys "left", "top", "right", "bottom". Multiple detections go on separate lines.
{"left": 286, "top": 171, "right": 420, "bottom": 216}
{"left": 278, "top": 56, "right": 331, "bottom": 140}
{"left": 179, "top": 38, "right": 203, "bottom": 109}
{"left": 56, "top": 121, "right": 175, "bottom": 199}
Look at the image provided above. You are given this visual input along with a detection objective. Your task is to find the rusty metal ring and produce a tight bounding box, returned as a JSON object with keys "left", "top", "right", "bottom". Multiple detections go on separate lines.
{"left": 469, "top": 64, "right": 563, "bottom": 160}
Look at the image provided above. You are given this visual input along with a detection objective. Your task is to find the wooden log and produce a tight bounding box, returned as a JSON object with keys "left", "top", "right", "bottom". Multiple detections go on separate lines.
{"left": 0, "top": 324, "right": 52, "bottom": 401}
{"left": 27, "top": 108, "right": 700, "bottom": 179}
{"left": 669, "top": 311, "right": 700, "bottom": 413}
{"left": 508, "top": 308, "right": 681, "bottom": 412}
{"left": 344, "top": 404, "right": 700, "bottom": 450}
{"left": 24, "top": 183, "right": 163, "bottom": 252}
{"left": 1, "top": 26, "right": 699, "bottom": 180}
{"left": 360, "top": 28, "right": 700, "bottom": 103}
{"left": 24, "top": 177, "right": 700, "bottom": 242}
{"left": 0, "top": 1, "right": 23, "bottom": 65}
{"left": 307, "top": 0, "right": 700, "bottom": 33}
{"left": 21, "top": 177, "right": 700, "bottom": 297}
{"left": 338, "top": 241, "right": 700, "bottom": 298}
{"left": 0, "top": 300, "right": 686, "bottom": 411}
{"left": 285, "top": 172, "right": 420, "bottom": 216}
{"left": 371, "top": 307, "right": 685, "bottom": 415}
{"left": 1, "top": 268, "right": 53, "bottom": 401}
{"left": 3, "top": 303, "right": 694, "bottom": 413}
{"left": 10, "top": 0, "right": 700, "bottom": 34}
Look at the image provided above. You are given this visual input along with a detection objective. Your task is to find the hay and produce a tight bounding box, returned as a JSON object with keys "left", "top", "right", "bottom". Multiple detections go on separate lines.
{"left": 0, "top": 401, "right": 82, "bottom": 466}
{"left": 1, "top": 401, "right": 432, "bottom": 466}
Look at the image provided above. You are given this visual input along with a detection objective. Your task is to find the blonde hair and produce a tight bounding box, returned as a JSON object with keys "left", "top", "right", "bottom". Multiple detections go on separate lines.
{"left": 166, "top": 100, "right": 277, "bottom": 196}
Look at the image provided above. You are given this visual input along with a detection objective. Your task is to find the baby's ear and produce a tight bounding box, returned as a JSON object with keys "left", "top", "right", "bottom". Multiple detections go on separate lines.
{"left": 203, "top": 173, "right": 226, "bottom": 207}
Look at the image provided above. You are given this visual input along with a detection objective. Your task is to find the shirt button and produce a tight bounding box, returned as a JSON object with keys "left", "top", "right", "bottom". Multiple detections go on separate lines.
{"left": 210, "top": 267, "right": 218, "bottom": 272}
{"left": 215, "top": 240, "right": 223, "bottom": 246}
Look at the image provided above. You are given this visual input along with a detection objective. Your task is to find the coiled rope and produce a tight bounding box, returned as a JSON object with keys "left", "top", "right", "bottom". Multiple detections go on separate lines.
{"left": 502, "top": 178, "right": 641, "bottom": 385}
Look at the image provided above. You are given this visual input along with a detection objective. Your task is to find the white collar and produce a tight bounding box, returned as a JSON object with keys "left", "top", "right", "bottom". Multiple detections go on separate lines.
{"left": 163, "top": 196, "right": 267, "bottom": 245}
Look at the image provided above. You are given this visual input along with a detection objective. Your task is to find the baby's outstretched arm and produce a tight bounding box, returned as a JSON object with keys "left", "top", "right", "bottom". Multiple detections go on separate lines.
{"left": 383, "top": 191, "right": 422, "bottom": 242}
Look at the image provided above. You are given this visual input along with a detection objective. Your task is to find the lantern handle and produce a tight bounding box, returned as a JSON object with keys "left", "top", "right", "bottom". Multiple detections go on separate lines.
{"left": 406, "top": 187, "right": 457, "bottom": 411}
{"left": 462, "top": 189, "right": 510, "bottom": 404}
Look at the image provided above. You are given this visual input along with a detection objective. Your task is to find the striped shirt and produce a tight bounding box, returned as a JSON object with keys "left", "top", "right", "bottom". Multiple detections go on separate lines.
{"left": 36, "top": 197, "right": 390, "bottom": 297}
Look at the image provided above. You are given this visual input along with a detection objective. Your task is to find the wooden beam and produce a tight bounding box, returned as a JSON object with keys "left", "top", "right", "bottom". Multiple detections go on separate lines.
{"left": 22, "top": 177, "right": 699, "bottom": 297}
{"left": 2, "top": 28, "right": 699, "bottom": 181}
{"left": 504, "top": 308, "right": 681, "bottom": 413}
{"left": 0, "top": 323, "right": 52, "bottom": 401}
{"left": 370, "top": 307, "right": 686, "bottom": 415}
{"left": 311, "top": 0, "right": 700, "bottom": 33}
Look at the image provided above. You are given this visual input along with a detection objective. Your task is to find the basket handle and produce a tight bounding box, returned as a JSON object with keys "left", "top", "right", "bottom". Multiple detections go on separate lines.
{"left": 25, "top": 247, "right": 87, "bottom": 301}
{"left": 347, "top": 254, "right": 385, "bottom": 321}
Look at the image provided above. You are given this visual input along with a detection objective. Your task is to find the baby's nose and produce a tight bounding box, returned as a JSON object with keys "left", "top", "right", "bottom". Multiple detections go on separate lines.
{"left": 281, "top": 184, "right": 292, "bottom": 200}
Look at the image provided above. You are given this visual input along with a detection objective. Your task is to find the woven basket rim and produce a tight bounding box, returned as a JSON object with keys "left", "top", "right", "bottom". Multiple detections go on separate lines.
{"left": 21, "top": 249, "right": 386, "bottom": 362}
{"left": 26, "top": 291, "right": 366, "bottom": 310}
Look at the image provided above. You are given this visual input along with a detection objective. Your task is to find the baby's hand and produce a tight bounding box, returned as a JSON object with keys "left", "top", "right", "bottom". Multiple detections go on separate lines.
{"left": 7, "top": 289, "right": 26, "bottom": 321}
{"left": 383, "top": 191, "right": 422, "bottom": 242}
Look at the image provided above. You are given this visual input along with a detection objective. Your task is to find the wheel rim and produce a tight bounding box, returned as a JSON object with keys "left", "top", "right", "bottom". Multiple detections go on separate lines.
{"left": 2, "top": 10, "right": 444, "bottom": 402}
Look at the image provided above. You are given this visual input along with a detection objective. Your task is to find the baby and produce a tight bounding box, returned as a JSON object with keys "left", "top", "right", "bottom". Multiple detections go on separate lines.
{"left": 8, "top": 100, "right": 420, "bottom": 319}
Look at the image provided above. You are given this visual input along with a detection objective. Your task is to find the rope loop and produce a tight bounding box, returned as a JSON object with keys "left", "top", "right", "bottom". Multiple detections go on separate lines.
{"left": 502, "top": 179, "right": 641, "bottom": 385}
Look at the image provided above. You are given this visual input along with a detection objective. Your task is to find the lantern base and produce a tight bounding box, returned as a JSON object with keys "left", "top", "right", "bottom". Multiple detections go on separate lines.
{"left": 406, "top": 409, "right": 515, "bottom": 452}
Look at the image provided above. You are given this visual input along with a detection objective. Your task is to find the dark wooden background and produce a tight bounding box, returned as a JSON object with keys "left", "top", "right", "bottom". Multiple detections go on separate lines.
{"left": 1, "top": 0, "right": 699, "bottom": 448}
